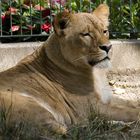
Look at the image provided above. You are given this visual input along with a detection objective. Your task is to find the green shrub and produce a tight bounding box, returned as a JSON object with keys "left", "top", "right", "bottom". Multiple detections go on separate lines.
{"left": 0, "top": 0, "right": 140, "bottom": 40}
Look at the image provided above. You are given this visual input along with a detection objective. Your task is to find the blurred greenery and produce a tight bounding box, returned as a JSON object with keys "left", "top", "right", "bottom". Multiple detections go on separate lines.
{"left": 108, "top": 0, "right": 140, "bottom": 39}
{"left": 0, "top": 0, "right": 51, "bottom": 36}
{"left": 67, "top": 0, "right": 140, "bottom": 39}
{"left": 0, "top": 0, "right": 140, "bottom": 42}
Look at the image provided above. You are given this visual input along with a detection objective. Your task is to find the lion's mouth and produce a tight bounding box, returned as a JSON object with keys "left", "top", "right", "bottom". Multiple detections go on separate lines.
{"left": 88, "top": 57, "right": 110, "bottom": 66}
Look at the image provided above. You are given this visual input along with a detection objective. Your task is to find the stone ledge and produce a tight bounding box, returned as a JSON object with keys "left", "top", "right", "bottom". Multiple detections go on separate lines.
{"left": 0, "top": 41, "right": 43, "bottom": 48}
{"left": 0, "top": 40, "right": 140, "bottom": 72}
{"left": 0, "top": 40, "right": 139, "bottom": 48}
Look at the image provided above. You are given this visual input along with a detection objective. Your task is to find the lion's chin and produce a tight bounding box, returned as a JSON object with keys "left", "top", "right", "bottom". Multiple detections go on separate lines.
{"left": 95, "top": 59, "right": 111, "bottom": 69}
{"left": 88, "top": 57, "right": 111, "bottom": 69}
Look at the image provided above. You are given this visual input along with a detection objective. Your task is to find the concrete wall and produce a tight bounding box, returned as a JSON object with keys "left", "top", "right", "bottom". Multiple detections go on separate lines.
{"left": 0, "top": 40, "right": 140, "bottom": 72}
{"left": 110, "top": 40, "right": 140, "bottom": 70}
{"left": 0, "top": 42, "right": 43, "bottom": 72}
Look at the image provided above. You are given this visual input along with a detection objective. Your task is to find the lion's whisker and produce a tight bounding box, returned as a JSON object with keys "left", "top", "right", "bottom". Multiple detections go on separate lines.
{"left": 72, "top": 55, "right": 88, "bottom": 62}
{"left": 72, "top": 53, "right": 96, "bottom": 62}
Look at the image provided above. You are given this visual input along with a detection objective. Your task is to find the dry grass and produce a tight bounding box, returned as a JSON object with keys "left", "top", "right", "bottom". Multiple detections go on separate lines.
{"left": 0, "top": 97, "right": 46, "bottom": 140}
{"left": 0, "top": 98, "right": 140, "bottom": 140}
{"left": 55, "top": 107, "right": 140, "bottom": 140}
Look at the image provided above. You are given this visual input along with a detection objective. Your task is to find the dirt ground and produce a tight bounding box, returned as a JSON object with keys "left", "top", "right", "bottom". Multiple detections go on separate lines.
{"left": 107, "top": 69, "right": 140, "bottom": 102}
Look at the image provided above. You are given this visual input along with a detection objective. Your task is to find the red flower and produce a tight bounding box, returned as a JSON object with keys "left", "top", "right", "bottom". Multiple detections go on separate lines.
{"left": 9, "top": 7, "right": 18, "bottom": 14}
{"left": 27, "top": 25, "right": 35, "bottom": 30}
{"left": 34, "top": 5, "right": 45, "bottom": 11}
{"left": 11, "top": 25, "right": 20, "bottom": 32}
{"left": 51, "top": 0, "right": 66, "bottom": 6}
{"left": 1, "top": 14, "right": 6, "bottom": 24}
{"left": 41, "top": 23, "right": 51, "bottom": 32}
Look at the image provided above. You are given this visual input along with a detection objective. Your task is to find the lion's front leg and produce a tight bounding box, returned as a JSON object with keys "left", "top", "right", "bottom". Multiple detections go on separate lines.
{"left": 92, "top": 68, "right": 140, "bottom": 121}
{"left": 93, "top": 68, "right": 112, "bottom": 104}
{"left": 44, "top": 120, "right": 67, "bottom": 135}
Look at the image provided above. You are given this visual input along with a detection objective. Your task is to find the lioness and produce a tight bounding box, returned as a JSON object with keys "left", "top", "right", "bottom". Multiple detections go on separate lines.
{"left": 0, "top": 4, "right": 139, "bottom": 134}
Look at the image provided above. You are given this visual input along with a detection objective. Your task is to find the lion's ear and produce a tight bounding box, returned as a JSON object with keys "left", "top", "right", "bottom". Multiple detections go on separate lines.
{"left": 93, "top": 4, "right": 109, "bottom": 26}
{"left": 53, "top": 10, "right": 71, "bottom": 36}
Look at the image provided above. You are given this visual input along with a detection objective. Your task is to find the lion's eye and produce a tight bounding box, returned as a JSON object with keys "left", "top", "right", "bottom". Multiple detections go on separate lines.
{"left": 103, "top": 30, "right": 108, "bottom": 34}
{"left": 83, "top": 33, "right": 90, "bottom": 36}
{"left": 80, "top": 33, "right": 91, "bottom": 37}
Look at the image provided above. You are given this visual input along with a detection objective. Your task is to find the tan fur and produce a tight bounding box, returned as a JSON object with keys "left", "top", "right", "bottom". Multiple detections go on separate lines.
{"left": 0, "top": 4, "right": 139, "bottom": 134}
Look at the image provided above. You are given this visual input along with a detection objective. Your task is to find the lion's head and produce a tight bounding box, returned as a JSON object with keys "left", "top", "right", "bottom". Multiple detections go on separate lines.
{"left": 53, "top": 4, "right": 112, "bottom": 70}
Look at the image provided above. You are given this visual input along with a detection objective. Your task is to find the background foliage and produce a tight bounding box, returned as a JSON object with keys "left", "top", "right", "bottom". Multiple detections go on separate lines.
{"left": 68, "top": 0, "right": 140, "bottom": 39}
{"left": 0, "top": 0, "right": 140, "bottom": 42}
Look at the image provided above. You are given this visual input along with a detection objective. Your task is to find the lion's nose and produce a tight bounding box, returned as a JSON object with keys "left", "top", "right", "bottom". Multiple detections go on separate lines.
{"left": 99, "top": 44, "right": 112, "bottom": 53}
